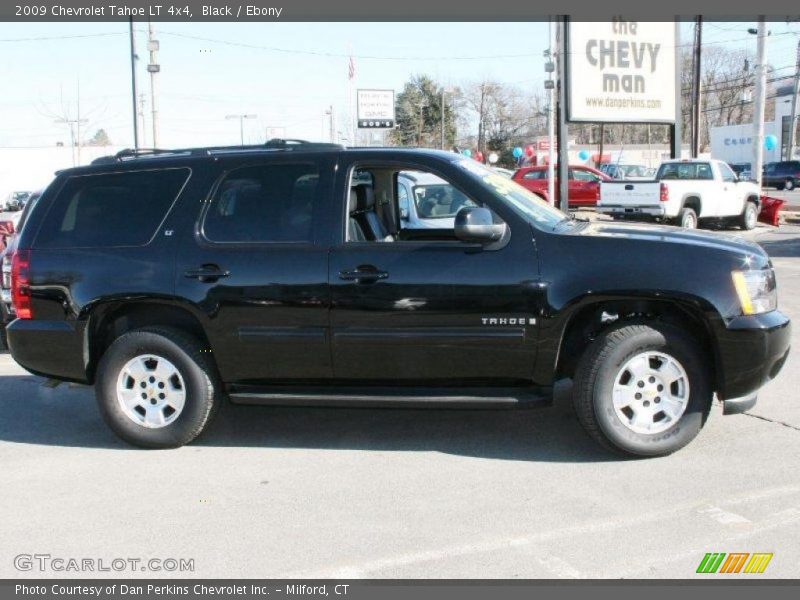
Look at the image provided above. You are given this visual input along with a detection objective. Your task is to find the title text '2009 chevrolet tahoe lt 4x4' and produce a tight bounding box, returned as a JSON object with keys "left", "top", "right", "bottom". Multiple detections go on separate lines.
{"left": 5, "top": 141, "right": 791, "bottom": 456}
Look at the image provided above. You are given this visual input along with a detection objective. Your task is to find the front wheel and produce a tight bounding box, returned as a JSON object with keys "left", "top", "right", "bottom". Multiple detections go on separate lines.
{"left": 739, "top": 201, "right": 758, "bottom": 230}
{"left": 573, "top": 323, "right": 712, "bottom": 457}
{"left": 785, "top": 179, "right": 795, "bottom": 192}
{"left": 95, "top": 327, "right": 221, "bottom": 448}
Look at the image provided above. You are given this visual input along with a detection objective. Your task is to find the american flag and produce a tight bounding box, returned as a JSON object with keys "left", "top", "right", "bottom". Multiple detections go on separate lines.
{"left": 348, "top": 55, "right": 355, "bottom": 80}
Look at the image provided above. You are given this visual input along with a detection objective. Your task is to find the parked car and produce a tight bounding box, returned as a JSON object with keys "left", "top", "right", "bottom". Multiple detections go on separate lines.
{"left": 762, "top": 161, "right": 800, "bottom": 191}
{"left": 598, "top": 159, "right": 761, "bottom": 229}
{"left": 397, "top": 170, "right": 478, "bottom": 229}
{"left": 512, "top": 165, "right": 610, "bottom": 207}
{"left": 490, "top": 167, "right": 515, "bottom": 179}
{"left": 2, "top": 191, "right": 31, "bottom": 211}
{"left": 4, "top": 142, "right": 790, "bottom": 456}
{"left": 599, "top": 163, "right": 651, "bottom": 180}
{"left": 729, "top": 162, "right": 753, "bottom": 181}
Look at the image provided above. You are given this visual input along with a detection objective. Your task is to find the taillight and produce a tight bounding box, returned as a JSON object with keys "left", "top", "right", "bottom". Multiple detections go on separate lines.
{"left": 10, "top": 249, "right": 32, "bottom": 320}
{"left": 659, "top": 183, "right": 669, "bottom": 202}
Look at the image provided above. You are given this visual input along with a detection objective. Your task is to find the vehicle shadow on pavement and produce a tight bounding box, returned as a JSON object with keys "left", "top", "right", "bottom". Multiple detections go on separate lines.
{"left": 0, "top": 374, "right": 619, "bottom": 462}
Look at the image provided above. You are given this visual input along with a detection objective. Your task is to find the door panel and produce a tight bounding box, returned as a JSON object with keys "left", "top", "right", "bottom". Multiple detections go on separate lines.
{"left": 329, "top": 243, "right": 538, "bottom": 382}
{"left": 175, "top": 158, "right": 334, "bottom": 383}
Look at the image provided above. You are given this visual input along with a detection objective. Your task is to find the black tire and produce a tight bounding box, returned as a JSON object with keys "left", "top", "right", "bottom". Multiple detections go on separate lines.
{"left": 573, "top": 322, "right": 712, "bottom": 457}
{"left": 739, "top": 201, "right": 758, "bottom": 230}
{"left": 95, "top": 327, "right": 220, "bottom": 449}
{"left": 678, "top": 207, "right": 697, "bottom": 229}
{"left": 785, "top": 179, "right": 795, "bottom": 192}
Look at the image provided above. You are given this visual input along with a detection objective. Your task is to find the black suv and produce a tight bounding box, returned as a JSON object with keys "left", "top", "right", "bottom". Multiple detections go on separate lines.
{"left": 5, "top": 141, "right": 791, "bottom": 456}
{"left": 763, "top": 161, "right": 800, "bottom": 191}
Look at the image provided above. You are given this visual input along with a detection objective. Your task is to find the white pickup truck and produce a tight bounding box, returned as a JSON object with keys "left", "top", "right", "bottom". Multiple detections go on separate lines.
{"left": 597, "top": 159, "right": 761, "bottom": 230}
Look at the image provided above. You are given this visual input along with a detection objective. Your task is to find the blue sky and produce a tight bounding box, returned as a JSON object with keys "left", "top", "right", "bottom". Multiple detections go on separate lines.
{"left": 0, "top": 20, "right": 797, "bottom": 149}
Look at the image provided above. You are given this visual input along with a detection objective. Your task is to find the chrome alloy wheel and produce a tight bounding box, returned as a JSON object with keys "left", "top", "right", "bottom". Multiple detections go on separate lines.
{"left": 611, "top": 351, "right": 690, "bottom": 435}
{"left": 116, "top": 355, "right": 186, "bottom": 429}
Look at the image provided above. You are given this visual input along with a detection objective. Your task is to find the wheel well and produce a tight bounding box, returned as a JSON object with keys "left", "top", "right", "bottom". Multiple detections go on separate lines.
{"left": 87, "top": 302, "right": 211, "bottom": 383}
{"left": 746, "top": 195, "right": 760, "bottom": 207}
{"left": 682, "top": 196, "right": 701, "bottom": 214}
{"left": 556, "top": 299, "right": 717, "bottom": 387}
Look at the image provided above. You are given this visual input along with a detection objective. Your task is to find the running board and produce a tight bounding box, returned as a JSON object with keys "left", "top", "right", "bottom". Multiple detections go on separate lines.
{"left": 228, "top": 385, "right": 552, "bottom": 409}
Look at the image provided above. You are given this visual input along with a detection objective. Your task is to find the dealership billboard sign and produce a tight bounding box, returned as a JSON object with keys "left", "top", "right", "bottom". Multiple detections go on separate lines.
{"left": 357, "top": 89, "right": 396, "bottom": 129}
{"left": 566, "top": 20, "right": 677, "bottom": 123}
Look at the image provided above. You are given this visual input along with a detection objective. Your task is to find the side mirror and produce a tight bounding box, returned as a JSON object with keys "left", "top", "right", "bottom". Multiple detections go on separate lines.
{"left": 454, "top": 207, "right": 507, "bottom": 244}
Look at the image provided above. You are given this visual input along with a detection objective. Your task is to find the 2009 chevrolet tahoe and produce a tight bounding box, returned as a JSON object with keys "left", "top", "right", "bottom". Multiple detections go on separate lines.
{"left": 5, "top": 140, "right": 791, "bottom": 456}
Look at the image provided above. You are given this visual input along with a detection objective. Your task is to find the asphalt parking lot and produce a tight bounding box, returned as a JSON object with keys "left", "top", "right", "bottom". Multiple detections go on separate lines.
{"left": 1, "top": 221, "right": 799, "bottom": 580}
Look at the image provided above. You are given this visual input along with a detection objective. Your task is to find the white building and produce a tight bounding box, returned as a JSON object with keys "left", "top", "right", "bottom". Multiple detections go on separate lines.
{"left": 709, "top": 84, "right": 797, "bottom": 166}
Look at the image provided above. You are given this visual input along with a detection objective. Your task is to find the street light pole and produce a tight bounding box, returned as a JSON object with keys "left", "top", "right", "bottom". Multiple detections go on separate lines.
{"left": 226, "top": 114, "right": 258, "bottom": 145}
{"left": 128, "top": 16, "right": 140, "bottom": 150}
{"left": 752, "top": 17, "right": 769, "bottom": 188}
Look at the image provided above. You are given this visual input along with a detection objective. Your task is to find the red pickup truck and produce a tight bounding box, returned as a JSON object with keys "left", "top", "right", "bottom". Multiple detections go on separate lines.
{"left": 512, "top": 165, "right": 610, "bottom": 207}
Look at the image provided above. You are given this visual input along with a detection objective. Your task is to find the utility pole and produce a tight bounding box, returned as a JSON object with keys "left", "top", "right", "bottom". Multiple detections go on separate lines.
{"left": 138, "top": 93, "right": 147, "bottom": 147}
{"left": 128, "top": 16, "right": 140, "bottom": 150}
{"left": 226, "top": 114, "right": 257, "bottom": 145}
{"left": 670, "top": 20, "right": 682, "bottom": 159}
{"left": 787, "top": 39, "right": 800, "bottom": 161}
{"left": 752, "top": 16, "right": 769, "bottom": 188}
{"left": 690, "top": 16, "right": 703, "bottom": 157}
{"left": 325, "top": 106, "right": 336, "bottom": 143}
{"left": 556, "top": 16, "right": 570, "bottom": 213}
{"left": 547, "top": 16, "right": 556, "bottom": 206}
{"left": 147, "top": 20, "right": 160, "bottom": 148}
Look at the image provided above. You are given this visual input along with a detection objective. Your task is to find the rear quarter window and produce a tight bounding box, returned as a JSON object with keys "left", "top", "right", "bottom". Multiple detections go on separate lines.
{"left": 35, "top": 168, "right": 189, "bottom": 249}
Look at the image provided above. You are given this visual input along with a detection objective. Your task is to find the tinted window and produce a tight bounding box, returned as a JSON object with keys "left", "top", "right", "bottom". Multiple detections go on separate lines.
{"left": 36, "top": 169, "right": 189, "bottom": 248}
{"left": 522, "top": 170, "right": 545, "bottom": 180}
{"left": 203, "top": 163, "right": 318, "bottom": 243}
{"left": 657, "top": 163, "right": 714, "bottom": 180}
{"left": 572, "top": 169, "right": 600, "bottom": 182}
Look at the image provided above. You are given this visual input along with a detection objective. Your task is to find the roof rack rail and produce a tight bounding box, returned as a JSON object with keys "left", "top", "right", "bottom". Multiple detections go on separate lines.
{"left": 89, "top": 139, "right": 345, "bottom": 165}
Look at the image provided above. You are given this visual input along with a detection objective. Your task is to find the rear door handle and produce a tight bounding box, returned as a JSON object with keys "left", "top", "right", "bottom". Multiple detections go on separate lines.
{"left": 339, "top": 266, "right": 389, "bottom": 282}
{"left": 185, "top": 264, "right": 230, "bottom": 282}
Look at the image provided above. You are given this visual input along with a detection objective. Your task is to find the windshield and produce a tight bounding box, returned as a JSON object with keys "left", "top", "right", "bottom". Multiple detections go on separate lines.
{"left": 454, "top": 158, "right": 566, "bottom": 229}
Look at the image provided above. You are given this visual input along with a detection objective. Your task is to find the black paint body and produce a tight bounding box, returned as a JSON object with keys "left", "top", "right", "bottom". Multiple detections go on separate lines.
{"left": 7, "top": 148, "right": 791, "bottom": 403}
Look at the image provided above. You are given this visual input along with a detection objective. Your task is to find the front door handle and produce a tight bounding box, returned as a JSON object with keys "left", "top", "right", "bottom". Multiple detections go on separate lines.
{"left": 339, "top": 265, "right": 389, "bottom": 282}
{"left": 185, "top": 264, "right": 230, "bottom": 283}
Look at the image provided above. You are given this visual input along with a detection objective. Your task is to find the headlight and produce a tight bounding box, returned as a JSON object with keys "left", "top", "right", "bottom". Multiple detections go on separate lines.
{"left": 731, "top": 268, "right": 777, "bottom": 315}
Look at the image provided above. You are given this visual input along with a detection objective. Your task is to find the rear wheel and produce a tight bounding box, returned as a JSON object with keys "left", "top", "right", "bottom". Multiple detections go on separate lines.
{"left": 678, "top": 207, "right": 697, "bottom": 229}
{"left": 785, "top": 179, "right": 795, "bottom": 191}
{"left": 573, "top": 323, "right": 712, "bottom": 457}
{"left": 739, "top": 201, "right": 758, "bottom": 230}
{"left": 95, "top": 327, "right": 220, "bottom": 448}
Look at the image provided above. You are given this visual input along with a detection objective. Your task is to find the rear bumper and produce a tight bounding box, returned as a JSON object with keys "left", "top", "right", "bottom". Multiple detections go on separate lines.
{"left": 716, "top": 311, "right": 791, "bottom": 402}
{"left": 6, "top": 319, "right": 88, "bottom": 383}
{"left": 597, "top": 205, "right": 666, "bottom": 218}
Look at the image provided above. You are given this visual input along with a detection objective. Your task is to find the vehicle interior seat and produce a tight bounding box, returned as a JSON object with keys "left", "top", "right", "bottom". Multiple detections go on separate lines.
{"left": 349, "top": 184, "right": 393, "bottom": 242}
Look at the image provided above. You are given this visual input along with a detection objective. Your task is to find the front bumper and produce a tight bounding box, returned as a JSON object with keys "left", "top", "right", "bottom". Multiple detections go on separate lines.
{"left": 716, "top": 310, "right": 791, "bottom": 403}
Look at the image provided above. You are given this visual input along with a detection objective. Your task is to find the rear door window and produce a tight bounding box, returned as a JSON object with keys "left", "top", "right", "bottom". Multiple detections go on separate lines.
{"left": 36, "top": 168, "right": 189, "bottom": 249}
{"left": 202, "top": 163, "right": 319, "bottom": 243}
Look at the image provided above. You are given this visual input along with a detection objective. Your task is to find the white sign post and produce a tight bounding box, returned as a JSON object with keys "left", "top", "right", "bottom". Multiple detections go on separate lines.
{"left": 566, "top": 20, "right": 676, "bottom": 123}
{"left": 357, "top": 89, "right": 396, "bottom": 129}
